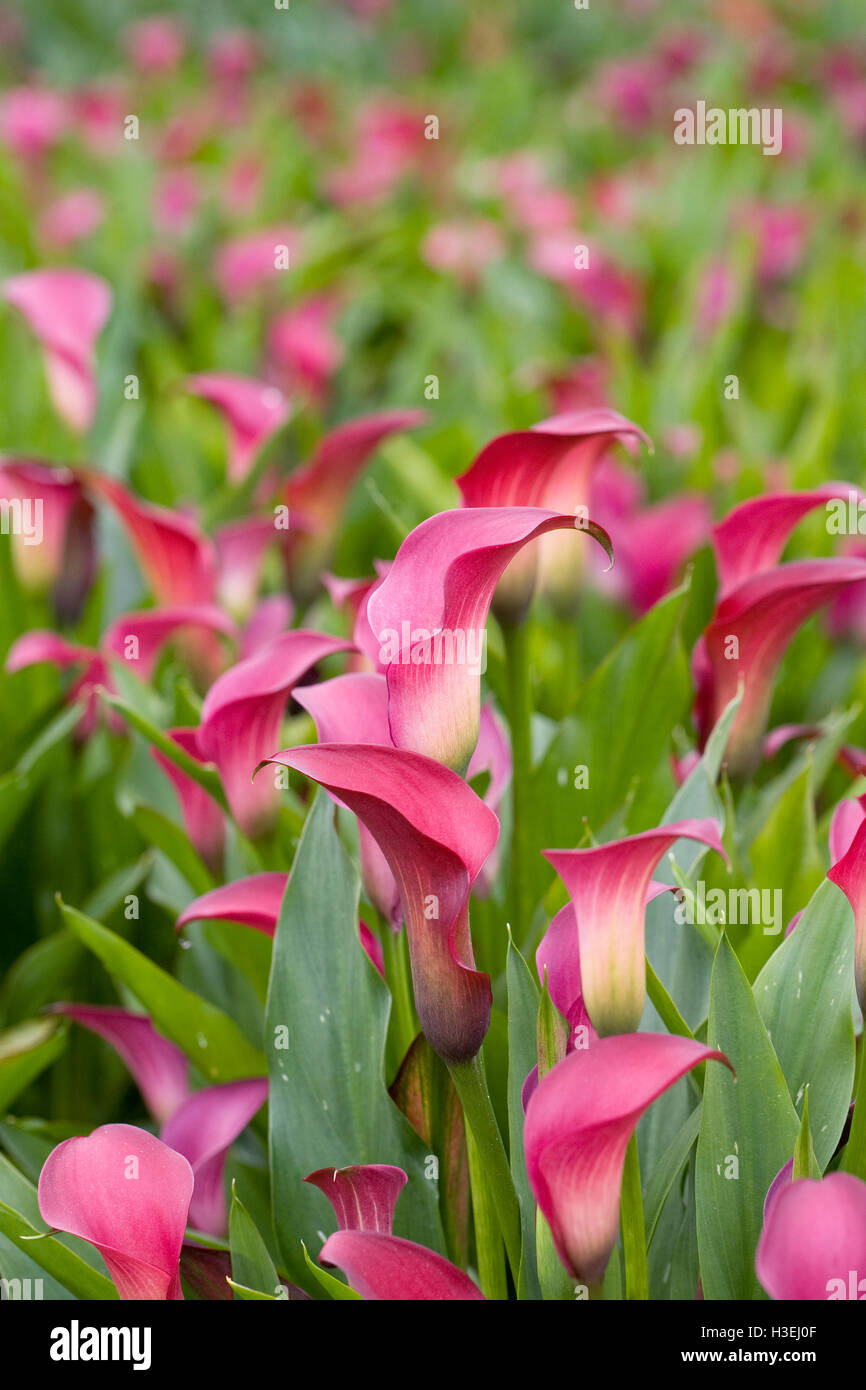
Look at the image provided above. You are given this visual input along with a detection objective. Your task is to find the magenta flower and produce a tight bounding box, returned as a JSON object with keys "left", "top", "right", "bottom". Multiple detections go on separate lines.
{"left": 198, "top": 631, "right": 352, "bottom": 837}
{"left": 256, "top": 744, "right": 498, "bottom": 1063}
{"left": 0, "top": 457, "right": 95, "bottom": 620}
{"left": 52, "top": 1005, "right": 189, "bottom": 1125}
{"left": 161, "top": 1078, "right": 269, "bottom": 1236}
{"left": 366, "top": 507, "right": 612, "bottom": 772}
{"left": 307, "top": 1162, "right": 482, "bottom": 1299}
{"left": 711, "top": 485, "right": 861, "bottom": 597}
{"left": 756, "top": 1173, "right": 866, "bottom": 1300}
{"left": 102, "top": 604, "right": 237, "bottom": 681}
{"left": 457, "top": 409, "right": 646, "bottom": 616}
{"left": 151, "top": 728, "right": 225, "bottom": 872}
{"left": 240, "top": 595, "right": 294, "bottom": 658}
{"left": 268, "top": 294, "right": 344, "bottom": 406}
{"left": 829, "top": 795, "right": 866, "bottom": 866}
{"left": 827, "top": 816, "right": 866, "bottom": 1017}
{"left": 0, "top": 86, "right": 66, "bottom": 160}
{"left": 215, "top": 516, "right": 279, "bottom": 620}
{"left": 213, "top": 227, "right": 298, "bottom": 305}
{"left": 185, "top": 373, "right": 290, "bottom": 483}
{"left": 2, "top": 270, "right": 112, "bottom": 433}
{"left": 176, "top": 872, "right": 385, "bottom": 976}
{"left": 286, "top": 409, "right": 426, "bottom": 592}
{"left": 5, "top": 630, "right": 109, "bottom": 739}
{"left": 84, "top": 473, "right": 216, "bottom": 605}
{"left": 319, "top": 1231, "right": 484, "bottom": 1300}
{"left": 693, "top": 558, "right": 866, "bottom": 776}
{"left": 525, "top": 1035, "right": 731, "bottom": 1284}
{"left": 305, "top": 1164, "right": 407, "bottom": 1233}
{"left": 38, "top": 1124, "right": 194, "bottom": 1300}
{"left": 176, "top": 873, "right": 289, "bottom": 937}
{"left": 544, "top": 820, "right": 726, "bottom": 1036}
{"left": 39, "top": 188, "right": 105, "bottom": 251}
{"left": 293, "top": 672, "right": 401, "bottom": 928}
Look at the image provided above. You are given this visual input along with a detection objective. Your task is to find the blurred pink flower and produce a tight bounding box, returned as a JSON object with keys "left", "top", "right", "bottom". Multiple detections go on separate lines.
{"left": 422, "top": 219, "right": 505, "bottom": 286}
{"left": 214, "top": 227, "right": 298, "bottom": 304}
{"left": 124, "top": 16, "right": 186, "bottom": 76}
{"left": 0, "top": 86, "right": 66, "bottom": 159}
{"left": 38, "top": 189, "right": 105, "bottom": 250}
{"left": 268, "top": 295, "right": 344, "bottom": 405}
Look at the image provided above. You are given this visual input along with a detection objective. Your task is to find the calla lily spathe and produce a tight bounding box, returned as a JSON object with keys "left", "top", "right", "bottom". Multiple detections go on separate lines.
{"left": 256, "top": 742, "right": 497, "bottom": 1063}
{"left": 38, "top": 1124, "right": 194, "bottom": 1300}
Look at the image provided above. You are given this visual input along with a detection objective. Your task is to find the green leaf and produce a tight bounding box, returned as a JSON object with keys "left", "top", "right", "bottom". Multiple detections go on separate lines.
{"left": 696, "top": 935, "right": 799, "bottom": 1299}
{"left": 101, "top": 692, "right": 228, "bottom": 809}
{"left": 792, "top": 1090, "right": 821, "bottom": 1180}
{"left": 740, "top": 759, "right": 824, "bottom": 977}
{"left": 266, "top": 793, "right": 444, "bottom": 1286}
{"left": 57, "top": 899, "right": 265, "bottom": 1082}
{"left": 753, "top": 877, "right": 856, "bottom": 1169}
{"left": 300, "top": 1242, "right": 360, "bottom": 1301}
{"left": 128, "top": 803, "right": 215, "bottom": 896}
{"left": 226, "top": 1279, "right": 283, "bottom": 1300}
{"left": 0, "top": 703, "right": 83, "bottom": 852}
{"left": 0, "top": 1019, "right": 66, "bottom": 1111}
{"left": 531, "top": 584, "right": 690, "bottom": 851}
{"left": 229, "top": 1182, "right": 281, "bottom": 1299}
{"left": 0, "top": 1154, "right": 116, "bottom": 1300}
{"left": 644, "top": 1104, "right": 702, "bottom": 1248}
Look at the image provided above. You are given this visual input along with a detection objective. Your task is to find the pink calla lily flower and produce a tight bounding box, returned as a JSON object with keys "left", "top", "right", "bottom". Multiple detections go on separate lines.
{"left": 693, "top": 558, "right": 866, "bottom": 777}
{"left": 756, "top": 1172, "right": 866, "bottom": 1300}
{"left": 51, "top": 1005, "right": 189, "bottom": 1125}
{"left": 151, "top": 728, "right": 225, "bottom": 872}
{"left": 176, "top": 873, "right": 289, "bottom": 936}
{"left": 240, "top": 595, "right": 294, "bottom": 658}
{"left": 827, "top": 815, "right": 866, "bottom": 1016}
{"left": 307, "top": 1161, "right": 483, "bottom": 1299}
{"left": 198, "top": 630, "right": 352, "bottom": 838}
{"left": 38, "top": 1124, "right": 194, "bottom": 1300}
{"left": 185, "top": 373, "right": 290, "bottom": 483}
{"left": 293, "top": 672, "right": 402, "bottom": 929}
{"left": 285, "top": 409, "right": 426, "bottom": 593}
{"left": 256, "top": 743, "right": 498, "bottom": 1064}
{"left": 83, "top": 473, "right": 217, "bottom": 605}
{"left": 319, "top": 1230, "right": 484, "bottom": 1300}
{"left": 103, "top": 604, "right": 237, "bottom": 681}
{"left": 268, "top": 294, "right": 344, "bottom": 405}
{"left": 161, "top": 1078, "right": 269, "bottom": 1237}
{"left": 214, "top": 226, "right": 299, "bottom": 304}
{"left": 829, "top": 795, "right": 866, "bottom": 866}
{"left": 545, "top": 820, "right": 726, "bottom": 1036}
{"left": 2, "top": 269, "right": 112, "bottom": 433}
{"left": 305, "top": 1164, "right": 407, "bottom": 1233}
{"left": 5, "top": 630, "right": 109, "bottom": 739}
{"left": 176, "top": 871, "right": 384, "bottom": 976}
{"left": 457, "top": 408, "right": 647, "bottom": 616}
{"left": 0, "top": 458, "right": 95, "bottom": 620}
{"left": 366, "top": 507, "right": 612, "bottom": 773}
{"left": 711, "top": 485, "right": 862, "bottom": 597}
{"left": 215, "top": 516, "right": 279, "bottom": 619}
{"left": 524, "top": 1035, "right": 731, "bottom": 1284}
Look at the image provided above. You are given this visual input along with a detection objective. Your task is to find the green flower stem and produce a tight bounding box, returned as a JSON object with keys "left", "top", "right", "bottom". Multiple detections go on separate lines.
{"left": 448, "top": 1054, "right": 522, "bottom": 1282}
{"left": 465, "top": 1126, "right": 508, "bottom": 1299}
{"left": 502, "top": 617, "right": 534, "bottom": 946}
{"left": 380, "top": 925, "right": 418, "bottom": 1063}
{"left": 620, "top": 1133, "right": 649, "bottom": 1300}
{"left": 843, "top": 1037, "right": 866, "bottom": 1181}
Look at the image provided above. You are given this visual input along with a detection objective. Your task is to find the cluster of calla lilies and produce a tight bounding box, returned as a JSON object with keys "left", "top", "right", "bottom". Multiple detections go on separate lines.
{"left": 2, "top": 253, "right": 865, "bottom": 1302}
